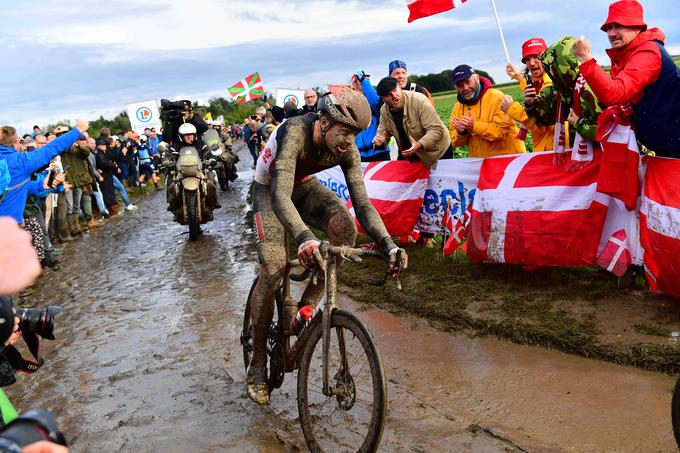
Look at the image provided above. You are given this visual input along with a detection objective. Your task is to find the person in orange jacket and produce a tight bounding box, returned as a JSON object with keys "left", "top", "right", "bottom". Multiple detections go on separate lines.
{"left": 501, "top": 38, "right": 555, "bottom": 152}
{"left": 449, "top": 65, "right": 526, "bottom": 158}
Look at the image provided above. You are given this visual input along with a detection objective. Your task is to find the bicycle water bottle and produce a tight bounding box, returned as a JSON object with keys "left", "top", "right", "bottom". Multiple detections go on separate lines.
{"left": 283, "top": 298, "right": 298, "bottom": 336}
{"left": 292, "top": 305, "right": 314, "bottom": 336}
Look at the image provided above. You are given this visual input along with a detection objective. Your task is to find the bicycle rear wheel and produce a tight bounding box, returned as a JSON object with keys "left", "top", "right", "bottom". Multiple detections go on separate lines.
{"left": 672, "top": 375, "right": 680, "bottom": 448}
{"left": 297, "top": 309, "right": 387, "bottom": 453}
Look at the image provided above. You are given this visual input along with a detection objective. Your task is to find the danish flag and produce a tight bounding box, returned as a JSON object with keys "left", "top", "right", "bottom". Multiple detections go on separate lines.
{"left": 596, "top": 229, "right": 632, "bottom": 277}
{"left": 466, "top": 151, "right": 611, "bottom": 267}
{"left": 347, "top": 160, "right": 430, "bottom": 236}
{"left": 639, "top": 156, "right": 680, "bottom": 299}
{"left": 407, "top": 0, "right": 468, "bottom": 23}
{"left": 443, "top": 203, "right": 471, "bottom": 256}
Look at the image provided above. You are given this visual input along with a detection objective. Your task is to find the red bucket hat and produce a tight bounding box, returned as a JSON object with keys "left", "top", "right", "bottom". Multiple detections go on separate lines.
{"left": 521, "top": 38, "right": 547, "bottom": 63}
{"left": 601, "top": 0, "right": 647, "bottom": 31}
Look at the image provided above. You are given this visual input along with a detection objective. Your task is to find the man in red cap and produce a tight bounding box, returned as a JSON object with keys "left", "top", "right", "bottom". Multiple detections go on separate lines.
{"left": 502, "top": 37, "right": 555, "bottom": 152}
{"left": 573, "top": 0, "right": 680, "bottom": 157}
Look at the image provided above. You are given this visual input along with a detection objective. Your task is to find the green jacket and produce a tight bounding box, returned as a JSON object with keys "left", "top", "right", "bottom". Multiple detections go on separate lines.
{"left": 61, "top": 145, "right": 94, "bottom": 188}
{"left": 526, "top": 36, "right": 603, "bottom": 142}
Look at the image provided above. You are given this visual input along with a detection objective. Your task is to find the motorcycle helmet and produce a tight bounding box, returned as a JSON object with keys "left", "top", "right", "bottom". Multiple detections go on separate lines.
{"left": 178, "top": 123, "right": 197, "bottom": 136}
{"left": 317, "top": 85, "right": 371, "bottom": 131}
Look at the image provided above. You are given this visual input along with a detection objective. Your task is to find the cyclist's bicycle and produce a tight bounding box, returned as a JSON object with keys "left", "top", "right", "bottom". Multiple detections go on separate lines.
{"left": 240, "top": 240, "right": 399, "bottom": 452}
{"left": 672, "top": 375, "right": 680, "bottom": 448}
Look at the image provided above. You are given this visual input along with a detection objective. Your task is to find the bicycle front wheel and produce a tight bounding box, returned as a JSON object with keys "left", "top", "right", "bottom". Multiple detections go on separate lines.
{"left": 297, "top": 309, "right": 387, "bottom": 453}
{"left": 672, "top": 374, "right": 680, "bottom": 448}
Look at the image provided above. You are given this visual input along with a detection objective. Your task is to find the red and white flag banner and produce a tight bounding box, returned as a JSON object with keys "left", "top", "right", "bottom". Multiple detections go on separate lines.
{"left": 467, "top": 151, "right": 612, "bottom": 267}
{"left": 407, "top": 0, "right": 468, "bottom": 23}
{"left": 640, "top": 156, "right": 680, "bottom": 299}
{"left": 347, "top": 160, "right": 430, "bottom": 236}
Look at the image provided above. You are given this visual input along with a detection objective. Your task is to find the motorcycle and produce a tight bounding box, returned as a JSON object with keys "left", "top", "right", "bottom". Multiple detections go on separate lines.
{"left": 164, "top": 132, "right": 219, "bottom": 241}
{"left": 204, "top": 129, "right": 238, "bottom": 191}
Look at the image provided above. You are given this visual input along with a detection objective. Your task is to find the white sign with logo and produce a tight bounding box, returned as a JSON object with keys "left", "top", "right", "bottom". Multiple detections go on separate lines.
{"left": 126, "top": 99, "right": 162, "bottom": 134}
{"left": 275, "top": 89, "right": 306, "bottom": 108}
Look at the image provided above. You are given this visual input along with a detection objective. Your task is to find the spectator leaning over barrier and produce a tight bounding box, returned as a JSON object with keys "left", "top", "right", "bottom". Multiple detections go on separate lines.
{"left": 61, "top": 133, "right": 93, "bottom": 236}
{"left": 373, "top": 76, "right": 451, "bottom": 165}
{"left": 301, "top": 89, "right": 318, "bottom": 114}
{"left": 525, "top": 36, "right": 603, "bottom": 162}
{"left": 352, "top": 71, "right": 391, "bottom": 162}
{"left": 388, "top": 60, "right": 435, "bottom": 106}
{"left": 449, "top": 65, "right": 526, "bottom": 158}
{"left": 502, "top": 38, "right": 556, "bottom": 152}
{"left": 0, "top": 121, "right": 86, "bottom": 225}
{"left": 572, "top": 0, "right": 680, "bottom": 158}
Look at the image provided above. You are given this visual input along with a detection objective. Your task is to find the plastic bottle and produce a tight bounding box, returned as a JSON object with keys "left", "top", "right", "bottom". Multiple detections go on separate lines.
{"left": 292, "top": 305, "right": 314, "bottom": 335}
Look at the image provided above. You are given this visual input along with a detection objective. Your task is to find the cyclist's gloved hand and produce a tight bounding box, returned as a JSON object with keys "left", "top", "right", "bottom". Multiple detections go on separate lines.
{"left": 388, "top": 247, "right": 408, "bottom": 276}
{"left": 297, "top": 240, "right": 325, "bottom": 270}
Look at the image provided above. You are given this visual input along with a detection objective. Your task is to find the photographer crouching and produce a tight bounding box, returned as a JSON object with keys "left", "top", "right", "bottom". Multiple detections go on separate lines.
{"left": 0, "top": 218, "right": 68, "bottom": 453}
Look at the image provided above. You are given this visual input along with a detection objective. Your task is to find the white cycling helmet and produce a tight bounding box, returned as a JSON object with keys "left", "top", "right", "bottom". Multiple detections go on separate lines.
{"left": 178, "top": 123, "right": 197, "bottom": 136}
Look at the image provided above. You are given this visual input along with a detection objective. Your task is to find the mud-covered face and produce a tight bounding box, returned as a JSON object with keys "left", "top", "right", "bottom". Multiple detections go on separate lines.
{"left": 324, "top": 121, "right": 358, "bottom": 156}
{"left": 523, "top": 55, "right": 544, "bottom": 79}
{"left": 390, "top": 68, "right": 409, "bottom": 89}
{"left": 604, "top": 23, "right": 642, "bottom": 49}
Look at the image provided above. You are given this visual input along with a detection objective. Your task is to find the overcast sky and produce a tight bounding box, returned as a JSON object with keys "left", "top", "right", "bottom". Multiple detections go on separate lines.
{"left": 1, "top": 0, "right": 678, "bottom": 131}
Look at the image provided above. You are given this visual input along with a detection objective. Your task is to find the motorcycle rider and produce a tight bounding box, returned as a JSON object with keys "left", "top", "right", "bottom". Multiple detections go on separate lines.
{"left": 247, "top": 85, "right": 408, "bottom": 404}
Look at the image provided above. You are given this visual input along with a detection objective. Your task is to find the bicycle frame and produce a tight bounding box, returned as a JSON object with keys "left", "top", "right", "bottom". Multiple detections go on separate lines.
{"left": 279, "top": 251, "right": 344, "bottom": 397}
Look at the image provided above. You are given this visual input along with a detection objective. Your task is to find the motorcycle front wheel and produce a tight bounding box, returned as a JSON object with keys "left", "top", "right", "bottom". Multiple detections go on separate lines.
{"left": 217, "top": 168, "right": 229, "bottom": 191}
{"left": 186, "top": 191, "right": 200, "bottom": 241}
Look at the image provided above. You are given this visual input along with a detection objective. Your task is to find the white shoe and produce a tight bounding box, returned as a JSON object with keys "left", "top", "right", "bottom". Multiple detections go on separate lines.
{"left": 125, "top": 204, "right": 137, "bottom": 211}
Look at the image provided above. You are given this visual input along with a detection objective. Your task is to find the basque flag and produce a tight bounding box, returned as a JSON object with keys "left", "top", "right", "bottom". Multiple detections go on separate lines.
{"left": 407, "top": 0, "right": 468, "bottom": 23}
{"left": 228, "top": 72, "right": 264, "bottom": 103}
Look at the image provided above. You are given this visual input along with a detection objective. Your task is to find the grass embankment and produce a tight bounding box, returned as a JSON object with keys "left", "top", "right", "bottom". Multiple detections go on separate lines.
{"left": 338, "top": 240, "right": 680, "bottom": 374}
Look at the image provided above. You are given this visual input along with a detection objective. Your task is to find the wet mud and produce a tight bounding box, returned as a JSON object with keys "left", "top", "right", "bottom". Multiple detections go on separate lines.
{"left": 8, "top": 144, "right": 677, "bottom": 452}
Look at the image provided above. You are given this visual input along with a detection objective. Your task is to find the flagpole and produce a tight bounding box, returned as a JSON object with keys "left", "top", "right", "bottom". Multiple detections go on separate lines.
{"left": 489, "top": 0, "right": 511, "bottom": 63}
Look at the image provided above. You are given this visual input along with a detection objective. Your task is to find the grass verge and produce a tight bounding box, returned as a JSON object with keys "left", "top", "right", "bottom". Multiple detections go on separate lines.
{"left": 338, "top": 238, "right": 680, "bottom": 374}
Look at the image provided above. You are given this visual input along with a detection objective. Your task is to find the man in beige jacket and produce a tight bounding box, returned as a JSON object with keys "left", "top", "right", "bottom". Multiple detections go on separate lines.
{"left": 372, "top": 77, "right": 451, "bottom": 167}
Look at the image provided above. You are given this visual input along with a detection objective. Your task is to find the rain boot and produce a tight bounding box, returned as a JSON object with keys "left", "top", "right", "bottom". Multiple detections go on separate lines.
{"left": 70, "top": 213, "right": 82, "bottom": 236}
{"left": 58, "top": 215, "right": 74, "bottom": 243}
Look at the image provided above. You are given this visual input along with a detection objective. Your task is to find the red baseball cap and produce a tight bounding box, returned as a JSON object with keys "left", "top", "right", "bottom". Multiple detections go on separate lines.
{"left": 601, "top": 0, "right": 647, "bottom": 31}
{"left": 521, "top": 38, "right": 547, "bottom": 63}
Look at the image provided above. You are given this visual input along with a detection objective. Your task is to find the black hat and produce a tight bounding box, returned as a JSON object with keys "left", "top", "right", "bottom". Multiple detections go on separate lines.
{"left": 96, "top": 138, "right": 107, "bottom": 146}
{"left": 270, "top": 106, "right": 285, "bottom": 123}
{"left": 376, "top": 77, "right": 398, "bottom": 97}
{"left": 451, "top": 64, "right": 476, "bottom": 85}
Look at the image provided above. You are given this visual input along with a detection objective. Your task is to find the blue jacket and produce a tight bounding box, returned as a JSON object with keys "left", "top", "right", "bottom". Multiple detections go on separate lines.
{"left": 0, "top": 128, "right": 80, "bottom": 223}
{"left": 355, "top": 78, "right": 390, "bottom": 159}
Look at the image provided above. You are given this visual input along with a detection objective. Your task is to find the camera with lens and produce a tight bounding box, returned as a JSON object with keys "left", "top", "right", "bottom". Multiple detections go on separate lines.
{"left": 160, "top": 99, "right": 191, "bottom": 121}
{"left": 14, "top": 307, "right": 62, "bottom": 341}
{"left": 0, "top": 409, "right": 67, "bottom": 451}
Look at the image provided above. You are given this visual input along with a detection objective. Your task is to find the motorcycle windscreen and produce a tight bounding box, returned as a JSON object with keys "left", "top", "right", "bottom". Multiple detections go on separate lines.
{"left": 177, "top": 146, "right": 202, "bottom": 176}
{"left": 203, "top": 129, "right": 224, "bottom": 156}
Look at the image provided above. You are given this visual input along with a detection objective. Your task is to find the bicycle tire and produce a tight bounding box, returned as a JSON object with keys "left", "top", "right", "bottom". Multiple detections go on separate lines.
{"left": 241, "top": 276, "right": 285, "bottom": 392}
{"left": 241, "top": 277, "right": 258, "bottom": 371}
{"left": 672, "top": 374, "right": 680, "bottom": 448}
{"left": 297, "top": 309, "right": 387, "bottom": 453}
